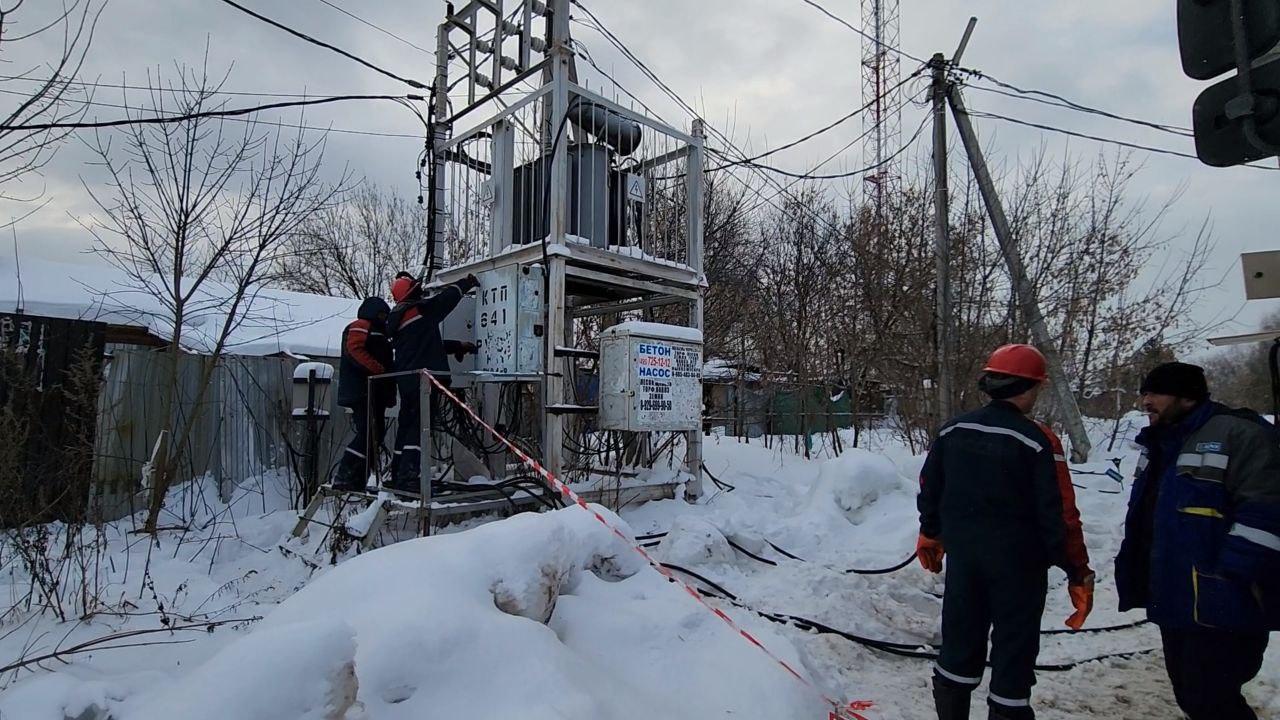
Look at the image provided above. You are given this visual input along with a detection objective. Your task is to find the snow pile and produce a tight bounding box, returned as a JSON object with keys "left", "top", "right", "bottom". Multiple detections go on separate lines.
{"left": 1, "top": 497, "right": 830, "bottom": 720}
{"left": 655, "top": 515, "right": 735, "bottom": 566}
{"left": 7, "top": 414, "right": 1280, "bottom": 720}
{"left": 127, "top": 620, "right": 359, "bottom": 720}
{"left": 799, "top": 449, "right": 911, "bottom": 526}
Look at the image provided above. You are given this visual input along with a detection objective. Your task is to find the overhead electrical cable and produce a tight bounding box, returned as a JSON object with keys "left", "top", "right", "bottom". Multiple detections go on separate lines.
{"left": 794, "top": 0, "right": 931, "bottom": 65}
{"left": 735, "top": 88, "right": 926, "bottom": 217}
{"left": 573, "top": 0, "right": 895, "bottom": 237}
{"left": 707, "top": 69, "right": 924, "bottom": 171}
{"left": 963, "top": 107, "right": 1280, "bottom": 171}
{"left": 0, "top": 73, "right": 395, "bottom": 100}
{"left": 314, "top": 0, "right": 435, "bottom": 56}
{"left": 0, "top": 94, "right": 424, "bottom": 133}
{"left": 0, "top": 86, "right": 422, "bottom": 139}
{"left": 712, "top": 111, "right": 929, "bottom": 180}
{"left": 789, "top": 0, "right": 1201, "bottom": 145}
{"left": 960, "top": 69, "right": 1194, "bottom": 137}
{"left": 213, "top": 0, "right": 429, "bottom": 90}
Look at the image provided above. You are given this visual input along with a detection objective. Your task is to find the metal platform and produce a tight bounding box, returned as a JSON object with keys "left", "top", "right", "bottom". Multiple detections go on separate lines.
{"left": 287, "top": 481, "right": 556, "bottom": 553}
{"left": 286, "top": 472, "right": 679, "bottom": 560}
{"left": 432, "top": 239, "right": 700, "bottom": 309}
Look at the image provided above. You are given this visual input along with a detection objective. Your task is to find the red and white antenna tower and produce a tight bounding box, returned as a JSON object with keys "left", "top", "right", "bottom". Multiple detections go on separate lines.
{"left": 861, "top": 0, "right": 901, "bottom": 226}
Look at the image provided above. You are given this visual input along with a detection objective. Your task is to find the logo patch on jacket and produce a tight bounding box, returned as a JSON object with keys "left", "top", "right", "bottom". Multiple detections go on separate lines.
{"left": 1195, "top": 441, "right": 1224, "bottom": 453}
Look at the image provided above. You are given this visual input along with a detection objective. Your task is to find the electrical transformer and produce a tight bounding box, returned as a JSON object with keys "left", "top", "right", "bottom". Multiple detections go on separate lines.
{"left": 474, "top": 263, "right": 545, "bottom": 376}
{"left": 598, "top": 321, "right": 702, "bottom": 431}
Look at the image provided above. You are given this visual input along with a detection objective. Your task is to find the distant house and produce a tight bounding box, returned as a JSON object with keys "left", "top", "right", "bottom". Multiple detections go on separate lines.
{"left": 1, "top": 256, "right": 363, "bottom": 521}
{"left": 702, "top": 358, "right": 887, "bottom": 438}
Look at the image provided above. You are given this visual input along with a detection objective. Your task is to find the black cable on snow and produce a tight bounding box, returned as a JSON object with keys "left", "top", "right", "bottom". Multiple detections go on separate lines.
{"left": 701, "top": 462, "right": 736, "bottom": 493}
{"left": 659, "top": 563, "right": 742, "bottom": 602}
{"left": 726, "top": 538, "right": 779, "bottom": 566}
{"left": 659, "top": 566, "right": 1158, "bottom": 671}
{"left": 764, "top": 540, "right": 917, "bottom": 575}
{"left": 641, "top": 531, "right": 917, "bottom": 575}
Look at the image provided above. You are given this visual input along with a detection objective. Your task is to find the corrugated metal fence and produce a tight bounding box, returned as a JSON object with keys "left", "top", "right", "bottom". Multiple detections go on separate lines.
{"left": 93, "top": 346, "right": 350, "bottom": 520}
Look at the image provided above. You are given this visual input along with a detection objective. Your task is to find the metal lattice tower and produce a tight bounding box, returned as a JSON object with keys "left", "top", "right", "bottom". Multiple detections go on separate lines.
{"left": 861, "top": 0, "right": 901, "bottom": 225}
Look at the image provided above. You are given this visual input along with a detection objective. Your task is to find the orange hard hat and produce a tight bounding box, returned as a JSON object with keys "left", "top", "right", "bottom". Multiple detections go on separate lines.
{"left": 390, "top": 275, "right": 419, "bottom": 303}
{"left": 983, "top": 343, "right": 1048, "bottom": 382}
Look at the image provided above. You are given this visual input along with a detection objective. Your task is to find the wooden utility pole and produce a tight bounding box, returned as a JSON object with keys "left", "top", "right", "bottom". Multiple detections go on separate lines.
{"left": 947, "top": 84, "right": 1093, "bottom": 462}
{"left": 931, "top": 52, "right": 954, "bottom": 423}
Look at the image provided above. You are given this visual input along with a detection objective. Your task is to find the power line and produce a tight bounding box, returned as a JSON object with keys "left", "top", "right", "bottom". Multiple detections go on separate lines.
{"left": 574, "top": 0, "right": 930, "bottom": 240}
{"left": 315, "top": 0, "right": 434, "bottom": 56}
{"left": 709, "top": 67, "right": 926, "bottom": 171}
{"left": 571, "top": 34, "right": 673, "bottom": 126}
{"left": 0, "top": 86, "right": 422, "bottom": 139}
{"left": 961, "top": 69, "right": 1194, "bottom": 138}
{"left": 574, "top": 18, "right": 921, "bottom": 173}
{"left": 961, "top": 107, "right": 1280, "bottom": 170}
{"left": 575, "top": 20, "right": 926, "bottom": 200}
{"left": 795, "top": 0, "right": 930, "bottom": 66}
{"left": 213, "top": 0, "right": 429, "bottom": 90}
{"left": 736, "top": 97, "right": 926, "bottom": 218}
{"left": 717, "top": 109, "right": 930, "bottom": 180}
{"left": 572, "top": 0, "right": 867, "bottom": 236}
{"left": 0, "top": 94, "right": 425, "bottom": 133}
{"left": 0, "top": 73, "right": 401, "bottom": 101}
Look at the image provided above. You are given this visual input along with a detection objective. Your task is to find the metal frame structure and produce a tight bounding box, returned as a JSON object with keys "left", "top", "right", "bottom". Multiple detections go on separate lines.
{"left": 861, "top": 0, "right": 902, "bottom": 225}
{"left": 426, "top": 0, "right": 707, "bottom": 500}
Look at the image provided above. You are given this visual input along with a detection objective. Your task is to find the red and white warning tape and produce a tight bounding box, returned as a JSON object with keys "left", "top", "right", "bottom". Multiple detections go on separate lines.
{"left": 424, "top": 372, "right": 875, "bottom": 720}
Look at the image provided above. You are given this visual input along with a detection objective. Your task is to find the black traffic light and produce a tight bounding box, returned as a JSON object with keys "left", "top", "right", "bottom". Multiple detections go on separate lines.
{"left": 1178, "top": 0, "right": 1280, "bottom": 166}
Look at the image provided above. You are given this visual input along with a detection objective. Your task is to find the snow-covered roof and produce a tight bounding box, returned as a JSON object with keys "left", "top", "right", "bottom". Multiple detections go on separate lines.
{"left": 702, "top": 358, "right": 764, "bottom": 382}
{"left": 0, "top": 255, "right": 360, "bottom": 358}
{"left": 602, "top": 320, "right": 703, "bottom": 344}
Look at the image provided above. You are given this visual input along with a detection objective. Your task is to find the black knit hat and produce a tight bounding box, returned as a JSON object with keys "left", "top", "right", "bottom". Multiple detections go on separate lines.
{"left": 1140, "top": 362, "right": 1208, "bottom": 401}
{"left": 979, "top": 372, "right": 1039, "bottom": 400}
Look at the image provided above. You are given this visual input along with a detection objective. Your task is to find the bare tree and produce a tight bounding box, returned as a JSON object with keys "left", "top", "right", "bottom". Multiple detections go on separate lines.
{"left": 83, "top": 64, "right": 345, "bottom": 534}
{"left": 1202, "top": 309, "right": 1280, "bottom": 412}
{"left": 277, "top": 182, "right": 424, "bottom": 298}
{"left": 0, "top": 0, "right": 103, "bottom": 204}
{"left": 699, "top": 143, "right": 1217, "bottom": 450}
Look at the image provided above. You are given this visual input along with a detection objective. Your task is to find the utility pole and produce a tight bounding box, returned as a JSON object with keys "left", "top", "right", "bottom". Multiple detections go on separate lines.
{"left": 426, "top": 19, "right": 451, "bottom": 280}
{"left": 540, "top": 0, "right": 572, "bottom": 482}
{"left": 931, "top": 18, "right": 974, "bottom": 425}
{"left": 930, "top": 52, "right": 954, "bottom": 424}
{"left": 947, "top": 83, "right": 1093, "bottom": 463}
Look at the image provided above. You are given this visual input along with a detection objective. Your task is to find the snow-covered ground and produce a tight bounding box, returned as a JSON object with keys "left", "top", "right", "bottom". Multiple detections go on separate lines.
{"left": 2, "top": 414, "right": 1277, "bottom": 719}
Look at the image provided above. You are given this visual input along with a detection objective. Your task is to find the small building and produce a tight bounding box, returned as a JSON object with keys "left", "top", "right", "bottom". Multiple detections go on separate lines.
{"left": 1, "top": 256, "right": 364, "bottom": 521}
{"left": 702, "top": 358, "right": 888, "bottom": 439}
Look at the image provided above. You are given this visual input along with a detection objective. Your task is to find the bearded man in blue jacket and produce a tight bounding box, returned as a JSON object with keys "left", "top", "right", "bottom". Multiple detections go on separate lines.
{"left": 1115, "top": 361, "right": 1280, "bottom": 720}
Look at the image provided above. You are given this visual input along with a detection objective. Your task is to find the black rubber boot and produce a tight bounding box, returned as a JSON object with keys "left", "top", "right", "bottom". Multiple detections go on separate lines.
{"left": 383, "top": 472, "right": 422, "bottom": 497}
{"left": 331, "top": 457, "right": 367, "bottom": 492}
{"left": 933, "top": 676, "right": 972, "bottom": 720}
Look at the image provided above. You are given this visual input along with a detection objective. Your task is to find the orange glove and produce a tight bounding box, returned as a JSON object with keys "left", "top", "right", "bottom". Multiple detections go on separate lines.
{"left": 1065, "top": 571, "right": 1095, "bottom": 630}
{"left": 916, "top": 534, "right": 945, "bottom": 573}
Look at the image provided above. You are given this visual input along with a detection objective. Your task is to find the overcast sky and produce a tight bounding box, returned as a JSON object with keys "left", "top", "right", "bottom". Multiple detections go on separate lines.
{"left": 3, "top": 0, "right": 1278, "bottom": 349}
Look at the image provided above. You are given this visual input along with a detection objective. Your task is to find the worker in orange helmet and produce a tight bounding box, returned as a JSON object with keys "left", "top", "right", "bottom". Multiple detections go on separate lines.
{"left": 917, "top": 343, "right": 1093, "bottom": 720}
{"left": 384, "top": 270, "right": 480, "bottom": 494}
